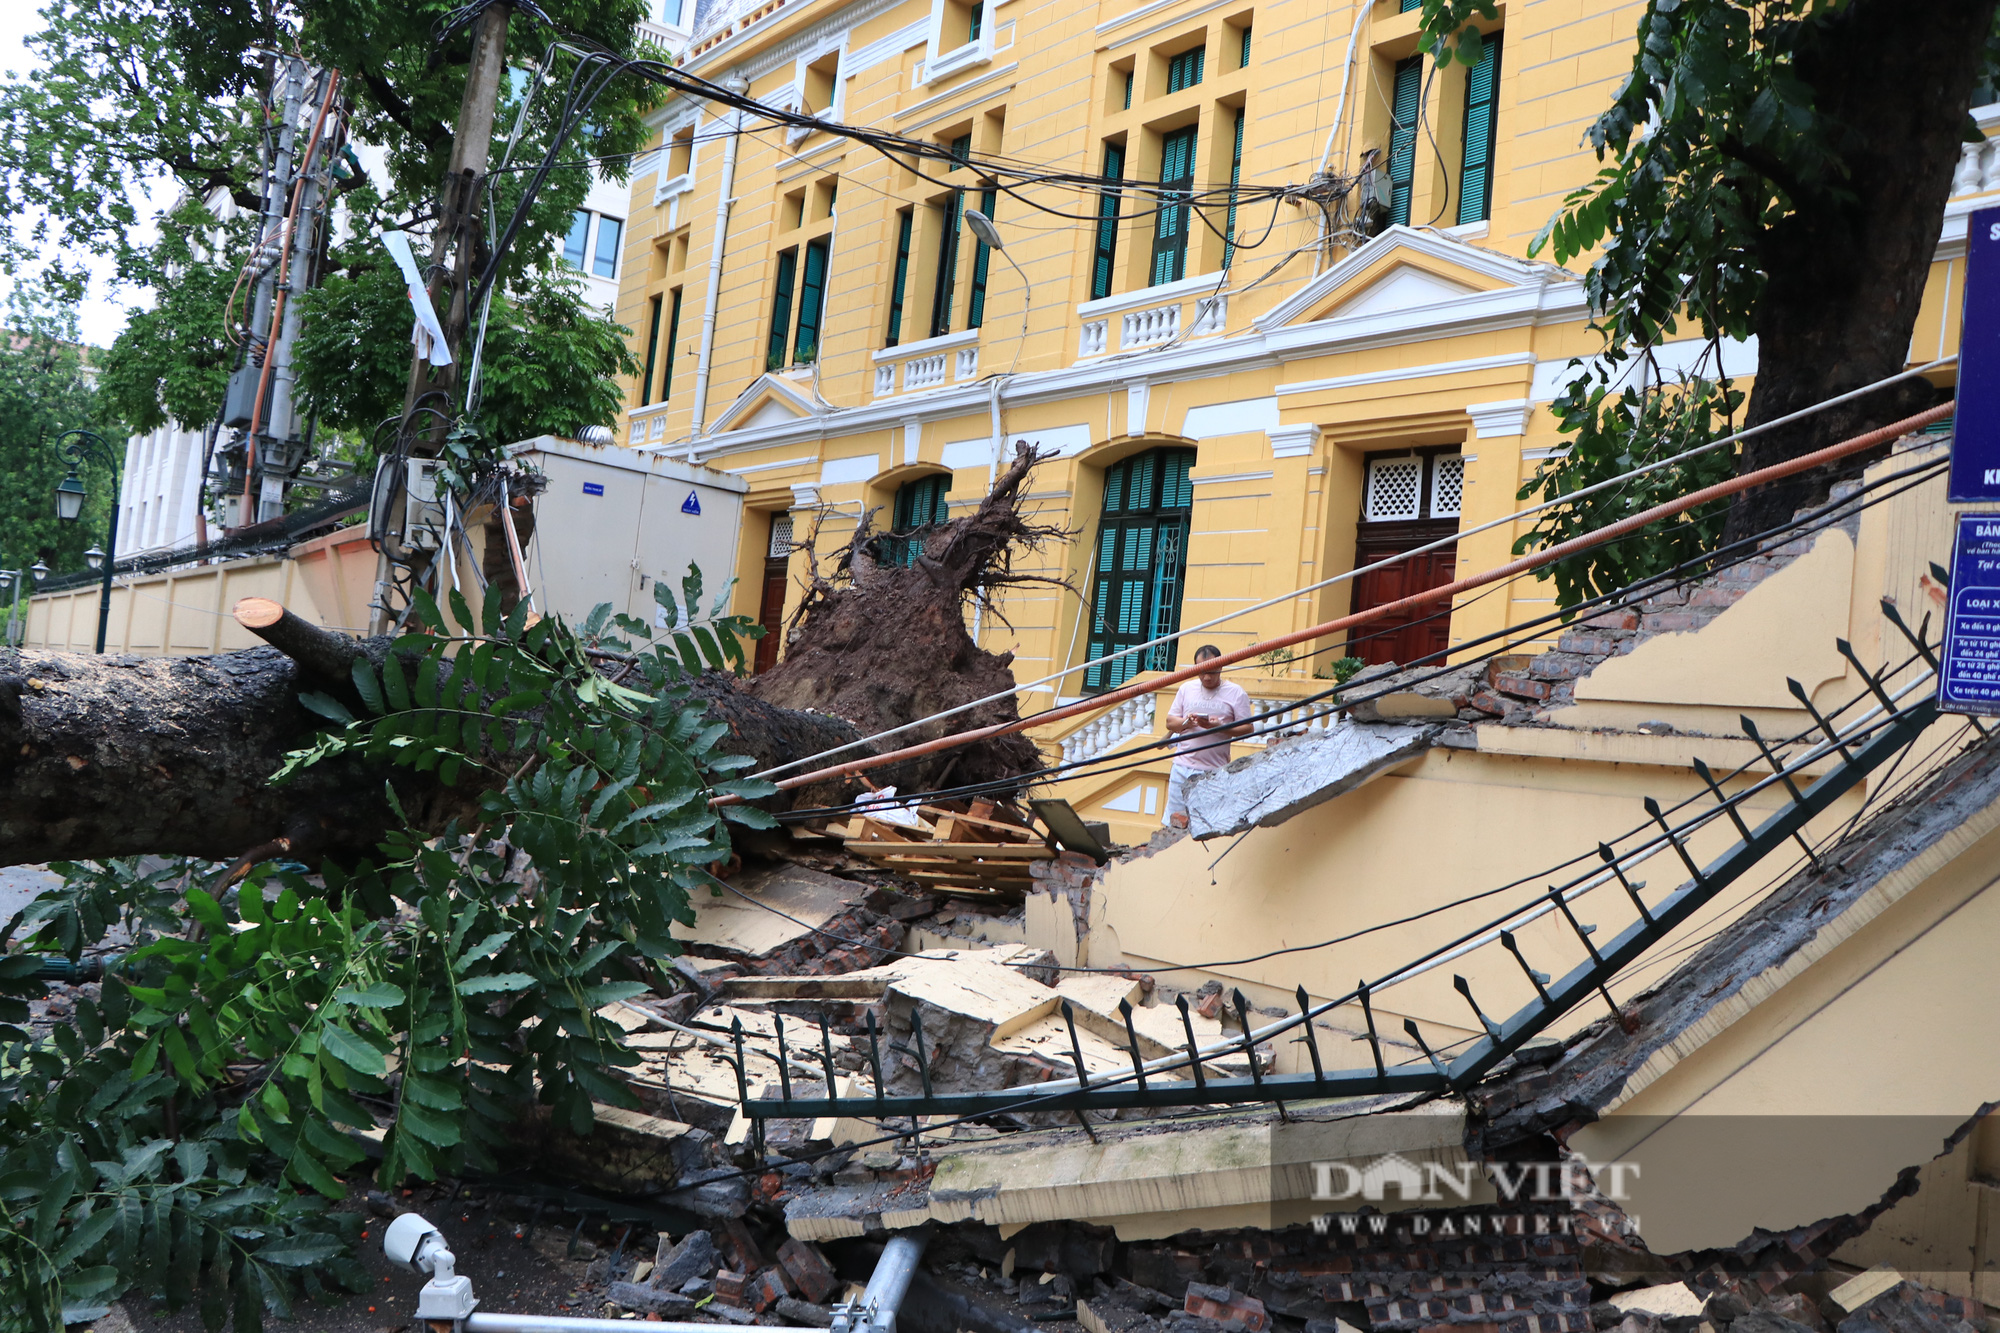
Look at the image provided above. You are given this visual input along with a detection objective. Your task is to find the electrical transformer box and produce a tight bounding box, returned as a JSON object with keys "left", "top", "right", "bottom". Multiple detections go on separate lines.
{"left": 504, "top": 435, "right": 748, "bottom": 632}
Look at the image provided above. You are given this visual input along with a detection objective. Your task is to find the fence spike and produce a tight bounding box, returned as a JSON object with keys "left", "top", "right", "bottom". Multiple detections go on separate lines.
{"left": 910, "top": 1007, "right": 935, "bottom": 1099}
{"left": 1176, "top": 994, "right": 1208, "bottom": 1090}
{"left": 730, "top": 1016, "right": 750, "bottom": 1105}
{"left": 1295, "top": 986, "right": 1326, "bottom": 1085}
{"left": 1231, "top": 991, "right": 1265, "bottom": 1088}
{"left": 774, "top": 1012, "right": 791, "bottom": 1102}
{"left": 1403, "top": 1018, "right": 1451, "bottom": 1081}
{"left": 1739, "top": 716, "right": 1824, "bottom": 868}
{"left": 1884, "top": 599, "right": 1989, "bottom": 737}
{"left": 1932, "top": 560, "right": 1952, "bottom": 590}
{"left": 1499, "top": 930, "right": 1551, "bottom": 1002}
{"left": 1643, "top": 795, "right": 1707, "bottom": 884}
{"left": 866, "top": 1009, "right": 885, "bottom": 1103}
{"left": 1453, "top": 974, "right": 1502, "bottom": 1039}
{"left": 1787, "top": 677, "right": 1856, "bottom": 761}
{"left": 1118, "top": 998, "right": 1149, "bottom": 1091}
{"left": 1547, "top": 886, "right": 1603, "bottom": 963}
{"left": 1690, "top": 759, "right": 1754, "bottom": 844}
{"left": 1597, "top": 841, "right": 1655, "bottom": 924}
{"left": 1060, "top": 999, "right": 1092, "bottom": 1090}
{"left": 1836, "top": 638, "right": 1901, "bottom": 716}
{"left": 818, "top": 1013, "right": 838, "bottom": 1097}
{"left": 1359, "top": 981, "right": 1386, "bottom": 1079}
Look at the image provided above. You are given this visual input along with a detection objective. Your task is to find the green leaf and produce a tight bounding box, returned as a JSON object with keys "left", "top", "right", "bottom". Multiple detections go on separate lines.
{"left": 318, "top": 1023, "right": 387, "bottom": 1076}
{"left": 653, "top": 579, "right": 681, "bottom": 629}
{"left": 351, "top": 659, "right": 385, "bottom": 714}
{"left": 255, "top": 1235, "right": 344, "bottom": 1266}
{"left": 298, "top": 691, "right": 355, "bottom": 723}
{"left": 456, "top": 972, "right": 537, "bottom": 995}
{"left": 333, "top": 981, "right": 407, "bottom": 1009}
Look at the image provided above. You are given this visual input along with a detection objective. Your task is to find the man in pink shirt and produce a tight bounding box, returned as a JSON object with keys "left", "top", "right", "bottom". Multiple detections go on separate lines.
{"left": 1162, "top": 645, "right": 1254, "bottom": 829}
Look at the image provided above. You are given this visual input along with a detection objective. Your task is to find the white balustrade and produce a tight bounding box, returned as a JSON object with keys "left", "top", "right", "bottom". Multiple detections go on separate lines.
{"left": 1060, "top": 694, "right": 1159, "bottom": 765}
{"left": 1079, "top": 320, "right": 1108, "bottom": 356}
{"left": 874, "top": 364, "right": 896, "bottom": 395}
{"left": 1241, "top": 696, "right": 1336, "bottom": 746}
{"left": 1188, "top": 294, "right": 1228, "bottom": 337}
{"left": 904, "top": 354, "right": 946, "bottom": 390}
{"left": 1953, "top": 139, "right": 2000, "bottom": 197}
{"left": 955, "top": 345, "right": 979, "bottom": 380}
{"left": 1121, "top": 303, "right": 1180, "bottom": 349}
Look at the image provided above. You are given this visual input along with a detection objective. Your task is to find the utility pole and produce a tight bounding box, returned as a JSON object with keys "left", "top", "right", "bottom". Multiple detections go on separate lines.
{"left": 401, "top": 2, "right": 514, "bottom": 427}
{"left": 373, "top": 1, "right": 514, "bottom": 633}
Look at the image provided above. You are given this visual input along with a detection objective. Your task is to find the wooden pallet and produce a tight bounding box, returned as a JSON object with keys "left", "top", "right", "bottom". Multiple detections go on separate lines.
{"left": 827, "top": 800, "right": 1048, "bottom": 895}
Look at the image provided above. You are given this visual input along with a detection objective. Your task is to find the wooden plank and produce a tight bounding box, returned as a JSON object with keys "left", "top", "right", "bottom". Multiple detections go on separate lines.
{"left": 898, "top": 874, "right": 1032, "bottom": 892}
{"left": 918, "top": 806, "right": 1037, "bottom": 840}
{"left": 845, "top": 841, "right": 1054, "bottom": 861}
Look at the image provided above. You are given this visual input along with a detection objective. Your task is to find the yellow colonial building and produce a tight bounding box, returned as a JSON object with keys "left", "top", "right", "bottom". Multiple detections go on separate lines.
{"left": 605, "top": 0, "right": 1993, "bottom": 840}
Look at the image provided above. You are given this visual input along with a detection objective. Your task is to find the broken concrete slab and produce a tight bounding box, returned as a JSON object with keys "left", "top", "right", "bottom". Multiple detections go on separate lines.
{"left": 1184, "top": 722, "right": 1437, "bottom": 839}
{"left": 673, "top": 862, "right": 860, "bottom": 959}
{"left": 652, "top": 1229, "right": 721, "bottom": 1288}
{"left": 1611, "top": 1283, "right": 1706, "bottom": 1318}
{"left": 606, "top": 1281, "right": 699, "bottom": 1317}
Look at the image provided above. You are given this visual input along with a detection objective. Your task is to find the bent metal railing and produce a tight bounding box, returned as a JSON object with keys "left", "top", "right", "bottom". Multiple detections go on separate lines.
{"left": 725, "top": 603, "right": 1959, "bottom": 1127}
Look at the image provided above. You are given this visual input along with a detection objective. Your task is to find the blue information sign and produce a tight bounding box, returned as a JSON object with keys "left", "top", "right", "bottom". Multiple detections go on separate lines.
{"left": 680, "top": 490, "right": 702, "bottom": 515}
{"left": 1939, "top": 513, "right": 2000, "bottom": 714}
{"left": 1951, "top": 205, "right": 2000, "bottom": 501}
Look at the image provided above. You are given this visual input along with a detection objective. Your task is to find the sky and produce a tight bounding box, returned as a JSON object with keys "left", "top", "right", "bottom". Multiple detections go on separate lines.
{"left": 0, "top": 5, "right": 159, "bottom": 348}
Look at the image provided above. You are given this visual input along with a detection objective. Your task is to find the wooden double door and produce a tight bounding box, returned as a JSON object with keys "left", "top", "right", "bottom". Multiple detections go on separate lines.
{"left": 1348, "top": 519, "right": 1459, "bottom": 668}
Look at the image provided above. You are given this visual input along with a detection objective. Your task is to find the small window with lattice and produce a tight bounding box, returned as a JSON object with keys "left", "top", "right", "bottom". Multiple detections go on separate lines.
{"left": 1429, "top": 454, "right": 1465, "bottom": 518}
{"left": 1364, "top": 457, "right": 1423, "bottom": 522}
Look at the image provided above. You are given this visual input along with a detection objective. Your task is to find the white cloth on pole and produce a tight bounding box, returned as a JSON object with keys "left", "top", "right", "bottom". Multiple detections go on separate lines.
{"left": 379, "top": 229, "right": 453, "bottom": 366}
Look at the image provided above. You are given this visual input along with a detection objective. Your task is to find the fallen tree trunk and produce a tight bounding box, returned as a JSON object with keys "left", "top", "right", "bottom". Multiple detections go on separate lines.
{"left": 0, "top": 612, "right": 874, "bottom": 869}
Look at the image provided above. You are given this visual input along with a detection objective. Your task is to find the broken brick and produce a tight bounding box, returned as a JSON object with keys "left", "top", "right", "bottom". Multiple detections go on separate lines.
{"left": 1493, "top": 675, "right": 1555, "bottom": 702}
{"left": 719, "top": 1218, "right": 764, "bottom": 1273}
{"left": 745, "top": 1267, "right": 791, "bottom": 1313}
{"left": 778, "top": 1238, "right": 838, "bottom": 1304}
{"left": 1185, "top": 1282, "right": 1270, "bottom": 1333}
{"left": 714, "top": 1270, "right": 750, "bottom": 1307}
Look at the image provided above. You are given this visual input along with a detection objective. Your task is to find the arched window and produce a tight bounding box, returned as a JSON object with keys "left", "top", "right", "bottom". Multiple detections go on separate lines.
{"left": 882, "top": 473, "right": 951, "bottom": 566}
{"left": 1084, "top": 447, "right": 1195, "bottom": 690}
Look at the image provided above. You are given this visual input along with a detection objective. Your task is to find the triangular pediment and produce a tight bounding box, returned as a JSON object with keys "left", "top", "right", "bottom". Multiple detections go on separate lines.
{"left": 1256, "top": 225, "right": 1569, "bottom": 333}
{"left": 710, "top": 373, "right": 822, "bottom": 433}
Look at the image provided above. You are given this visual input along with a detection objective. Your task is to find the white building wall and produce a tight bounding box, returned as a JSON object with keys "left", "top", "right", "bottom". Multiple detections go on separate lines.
{"left": 119, "top": 423, "right": 209, "bottom": 556}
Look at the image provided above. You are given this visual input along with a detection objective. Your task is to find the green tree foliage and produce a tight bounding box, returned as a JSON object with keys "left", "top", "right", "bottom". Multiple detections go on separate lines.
{"left": 1, "top": 578, "right": 769, "bottom": 1331}
{"left": 294, "top": 244, "right": 638, "bottom": 444}
{"left": 1, "top": 0, "right": 659, "bottom": 451}
{"left": 1410, "top": 0, "right": 1999, "bottom": 604}
{"left": 0, "top": 291, "right": 115, "bottom": 586}
{"left": 96, "top": 202, "right": 253, "bottom": 436}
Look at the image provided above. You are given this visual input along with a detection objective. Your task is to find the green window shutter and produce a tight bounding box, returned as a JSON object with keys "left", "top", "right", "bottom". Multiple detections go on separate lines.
{"left": 968, "top": 188, "right": 996, "bottom": 329}
{"left": 1239, "top": 27, "right": 1251, "bottom": 66}
{"left": 968, "top": 1, "right": 982, "bottom": 40}
{"left": 1457, "top": 33, "right": 1503, "bottom": 226}
{"left": 929, "top": 194, "right": 963, "bottom": 338}
{"left": 661, "top": 287, "right": 683, "bottom": 401}
{"left": 1399, "top": 0, "right": 1421, "bottom": 11}
{"left": 1388, "top": 56, "right": 1422, "bottom": 227}
{"left": 793, "top": 237, "right": 830, "bottom": 364}
{"left": 948, "top": 134, "right": 971, "bottom": 171}
{"left": 767, "top": 249, "right": 797, "bottom": 371}
{"left": 886, "top": 210, "right": 913, "bottom": 347}
{"left": 641, "top": 294, "right": 662, "bottom": 406}
{"left": 1083, "top": 447, "right": 1196, "bottom": 691}
{"left": 1167, "top": 47, "right": 1205, "bottom": 93}
{"left": 1151, "top": 125, "right": 1197, "bottom": 287}
{"left": 1123, "top": 70, "right": 1133, "bottom": 109}
{"left": 1091, "top": 142, "right": 1125, "bottom": 300}
{"left": 1223, "top": 110, "right": 1245, "bottom": 269}
{"left": 889, "top": 474, "right": 951, "bottom": 565}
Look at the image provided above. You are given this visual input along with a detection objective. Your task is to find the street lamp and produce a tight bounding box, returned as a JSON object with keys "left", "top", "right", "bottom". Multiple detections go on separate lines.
{"left": 50, "top": 429, "right": 122, "bottom": 654}
{"left": 30, "top": 562, "right": 49, "bottom": 584}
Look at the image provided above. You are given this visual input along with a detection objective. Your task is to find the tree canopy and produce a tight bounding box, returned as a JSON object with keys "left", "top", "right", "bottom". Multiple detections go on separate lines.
{"left": 2, "top": 0, "right": 658, "bottom": 462}
{"left": 1414, "top": 0, "right": 2000, "bottom": 600}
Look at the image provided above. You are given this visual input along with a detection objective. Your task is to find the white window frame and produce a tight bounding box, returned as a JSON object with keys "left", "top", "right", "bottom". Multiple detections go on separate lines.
{"left": 787, "top": 37, "right": 850, "bottom": 146}
{"left": 652, "top": 106, "right": 704, "bottom": 206}
{"left": 921, "top": 0, "right": 993, "bottom": 85}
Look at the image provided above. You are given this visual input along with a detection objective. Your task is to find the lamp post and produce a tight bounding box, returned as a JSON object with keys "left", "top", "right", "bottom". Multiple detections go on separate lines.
{"left": 51, "top": 429, "right": 122, "bottom": 654}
